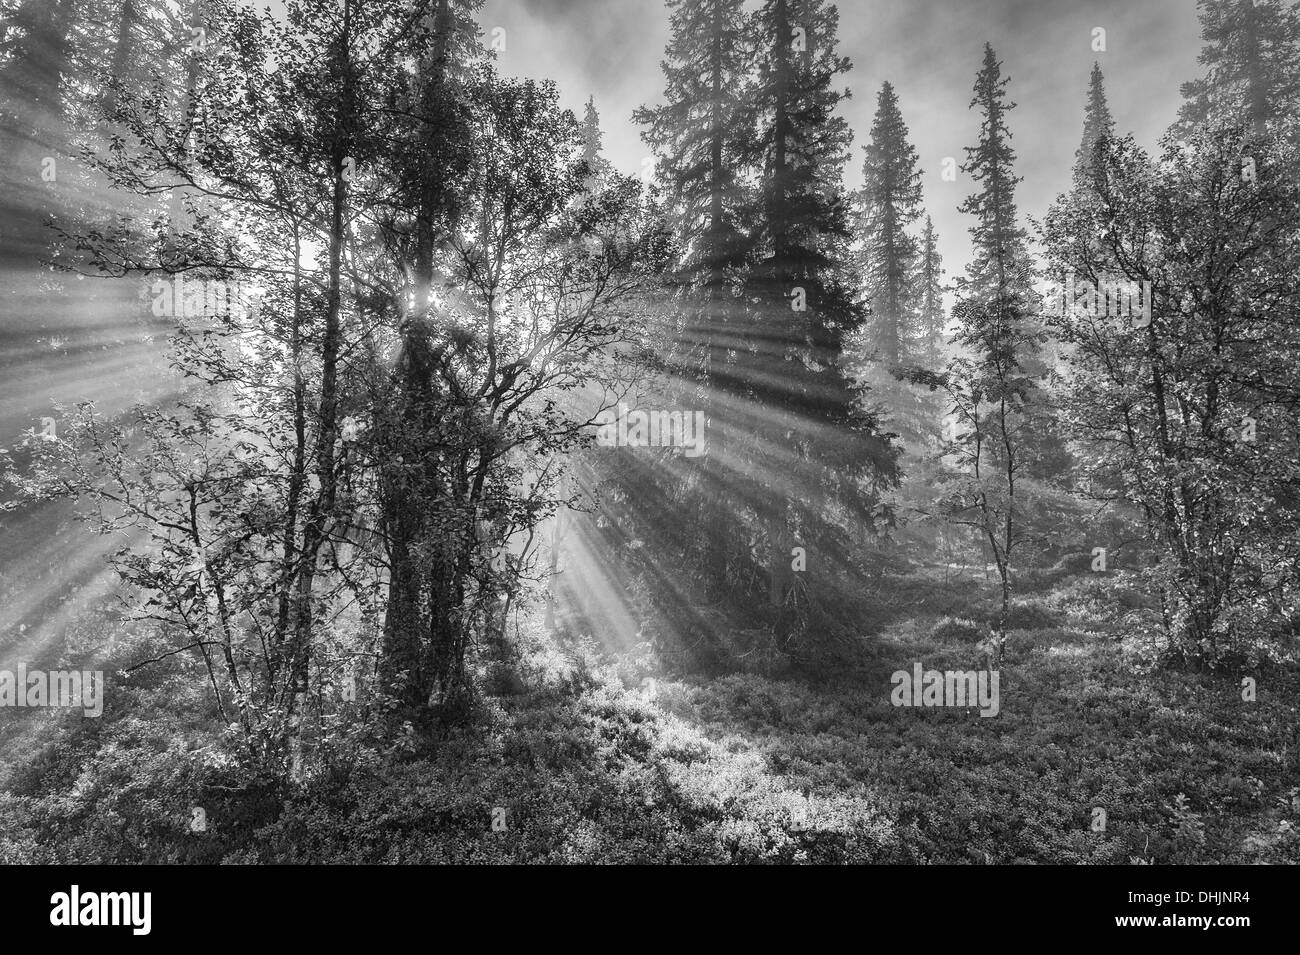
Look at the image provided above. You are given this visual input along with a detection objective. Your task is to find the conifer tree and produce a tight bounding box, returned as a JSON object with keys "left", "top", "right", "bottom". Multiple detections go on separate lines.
{"left": 1062, "top": 62, "right": 1117, "bottom": 354}
{"left": 634, "top": 0, "right": 751, "bottom": 296}
{"left": 878, "top": 210, "right": 948, "bottom": 557}
{"left": 1178, "top": 0, "right": 1300, "bottom": 136}
{"left": 1074, "top": 62, "right": 1115, "bottom": 184}
{"left": 915, "top": 215, "right": 946, "bottom": 371}
{"left": 626, "top": 0, "right": 896, "bottom": 651}
{"left": 925, "top": 44, "right": 1066, "bottom": 657}
{"left": 956, "top": 44, "right": 1067, "bottom": 482}
{"left": 634, "top": 0, "right": 753, "bottom": 598}
{"left": 958, "top": 43, "right": 1030, "bottom": 306}
{"left": 741, "top": 0, "right": 896, "bottom": 618}
{"left": 850, "top": 81, "right": 934, "bottom": 456}
{"left": 579, "top": 94, "right": 614, "bottom": 183}
{"left": 857, "top": 81, "right": 922, "bottom": 365}
{"left": 902, "top": 214, "right": 947, "bottom": 452}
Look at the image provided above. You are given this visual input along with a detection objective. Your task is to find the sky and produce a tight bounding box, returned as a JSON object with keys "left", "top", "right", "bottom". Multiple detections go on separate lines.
{"left": 479, "top": 0, "right": 1206, "bottom": 283}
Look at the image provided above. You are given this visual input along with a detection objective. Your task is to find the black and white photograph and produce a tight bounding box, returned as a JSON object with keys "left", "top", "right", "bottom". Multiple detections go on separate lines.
{"left": 0, "top": 0, "right": 1296, "bottom": 894}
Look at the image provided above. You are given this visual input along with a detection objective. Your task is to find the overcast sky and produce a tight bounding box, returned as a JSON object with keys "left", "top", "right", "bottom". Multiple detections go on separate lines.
{"left": 479, "top": 0, "right": 1205, "bottom": 282}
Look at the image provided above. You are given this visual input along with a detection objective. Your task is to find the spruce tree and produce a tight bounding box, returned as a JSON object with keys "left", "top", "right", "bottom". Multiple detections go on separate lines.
{"left": 634, "top": 0, "right": 751, "bottom": 295}
{"left": 958, "top": 43, "right": 1030, "bottom": 306}
{"left": 1178, "top": 0, "right": 1300, "bottom": 136}
{"left": 857, "top": 81, "right": 922, "bottom": 365}
{"left": 931, "top": 44, "right": 1069, "bottom": 653}
{"left": 850, "top": 81, "right": 934, "bottom": 457}
{"left": 915, "top": 215, "right": 946, "bottom": 372}
{"left": 1074, "top": 62, "right": 1115, "bottom": 184}
{"left": 959, "top": 45, "right": 1070, "bottom": 484}
{"left": 741, "top": 0, "right": 897, "bottom": 619}
{"left": 903, "top": 212, "right": 948, "bottom": 449}
{"left": 881, "top": 211, "right": 947, "bottom": 559}
{"left": 579, "top": 94, "right": 614, "bottom": 183}
{"left": 634, "top": 0, "right": 753, "bottom": 598}
{"left": 626, "top": 0, "right": 896, "bottom": 652}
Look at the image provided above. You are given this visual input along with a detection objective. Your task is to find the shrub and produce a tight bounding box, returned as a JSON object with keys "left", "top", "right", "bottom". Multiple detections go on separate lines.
{"left": 996, "top": 599, "right": 1061, "bottom": 631}
{"left": 928, "top": 617, "right": 985, "bottom": 642}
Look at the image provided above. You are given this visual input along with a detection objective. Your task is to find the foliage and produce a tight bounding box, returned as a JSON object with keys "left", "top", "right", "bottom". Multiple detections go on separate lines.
{"left": 3, "top": 572, "right": 1296, "bottom": 864}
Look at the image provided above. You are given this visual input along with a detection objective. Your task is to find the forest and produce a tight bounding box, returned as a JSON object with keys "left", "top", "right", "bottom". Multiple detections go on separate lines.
{"left": 0, "top": 0, "right": 1297, "bottom": 865}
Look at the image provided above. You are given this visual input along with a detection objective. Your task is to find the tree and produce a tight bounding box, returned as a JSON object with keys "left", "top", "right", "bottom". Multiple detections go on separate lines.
{"left": 372, "top": 68, "right": 659, "bottom": 717}
{"left": 39, "top": 0, "right": 446, "bottom": 765}
{"left": 34, "top": 0, "right": 662, "bottom": 757}
{"left": 369, "top": 0, "right": 486, "bottom": 717}
{"left": 621, "top": 0, "right": 896, "bottom": 660}
{"left": 958, "top": 44, "right": 1069, "bottom": 483}
{"left": 738, "top": 0, "right": 897, "bottom": 627}
{"left": 1074, "top": 61, "right": 1115, "bottom": 183}
{"left": 1177, "top": 0, "right": 1300, "bottom": 137}
{"left": 914, "top": 214, "right": 946, "bottom": 372}
{"left": 856, "top": 81, "right": 922, "bottom": 365}
{"left": 849, "top": 80, "right": 936, "bottom": 462}
{"left": 958, "top": 43, "right": 1030, "bottom": 305}
{"left": 908, "top": 281, "right": 1054, "bottom": 664}
{"left": 633, "top": 0, "right": 753, "bottom": 599}
{"left": 634, "top": 0, "right": 751, "bottom": 296}
{"left": 579, "top": 94, "right": 614, "bottom": 184}
{"left": 1043, "top": 121, "right": 1300, "bottom": 668}
{"left": 924, "top": 45, "right": 1065, "bottom": 657}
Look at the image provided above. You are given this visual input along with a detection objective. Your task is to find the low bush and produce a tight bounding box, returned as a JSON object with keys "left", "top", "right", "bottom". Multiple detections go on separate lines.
{"left": 928, "top": 616, "right": 985, "bottom": 642}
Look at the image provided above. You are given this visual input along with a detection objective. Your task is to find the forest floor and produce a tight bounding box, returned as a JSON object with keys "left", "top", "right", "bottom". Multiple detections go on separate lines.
{"left": 1, "top": 569, "right": 1297, "bottom": 863}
